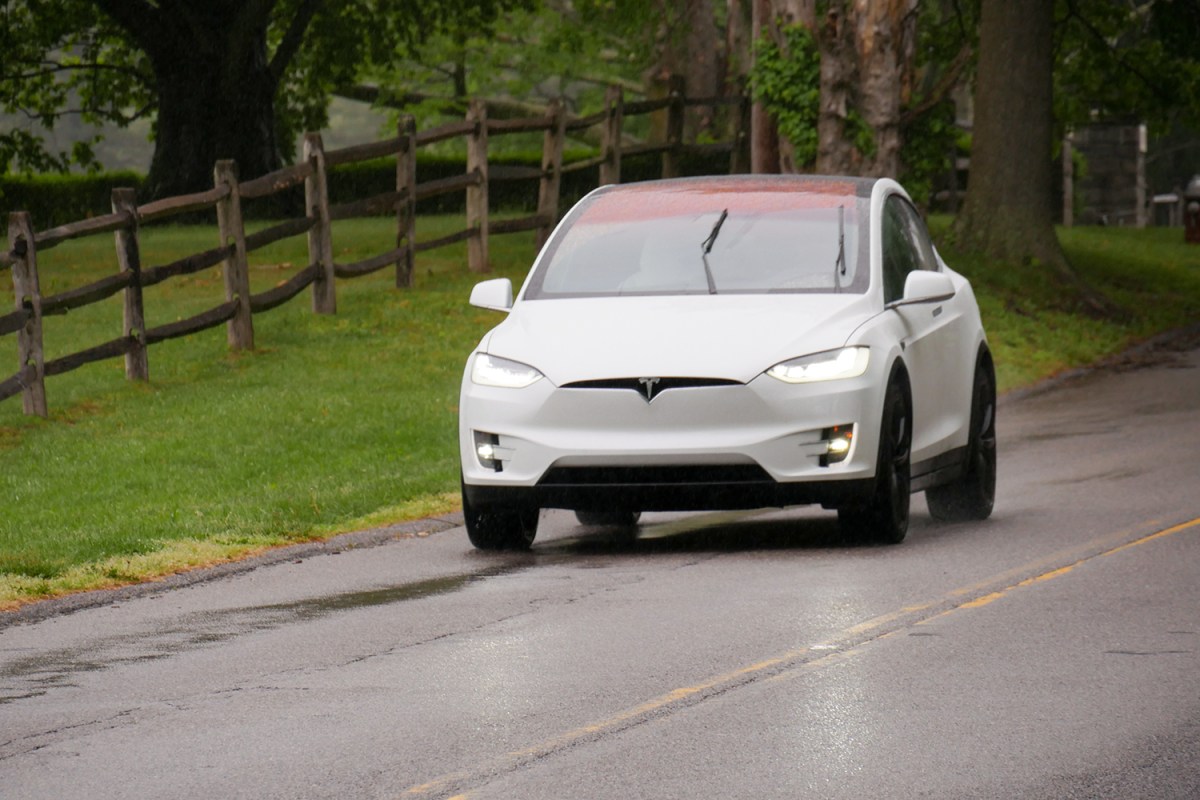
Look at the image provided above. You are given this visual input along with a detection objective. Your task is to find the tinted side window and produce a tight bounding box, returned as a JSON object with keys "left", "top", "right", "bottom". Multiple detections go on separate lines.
{"left": 895, "top": 198, "right": 938, "bottom": 272}
{"left": 882, "top": 198, "right": 917, "bottom": 304}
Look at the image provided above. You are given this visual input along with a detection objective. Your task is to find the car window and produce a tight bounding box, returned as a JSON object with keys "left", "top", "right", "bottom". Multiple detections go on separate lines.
{"left": 882, "top": 197, "right": 917, "bottom": 303}
{"left": 896, "top": 197, "right": 938, "bottom": 272}
{"left": 527, "top": 189, "right": 872, "bottom": 299}
{"left": 882, "top": 194, "right": 939, "bottom": 304}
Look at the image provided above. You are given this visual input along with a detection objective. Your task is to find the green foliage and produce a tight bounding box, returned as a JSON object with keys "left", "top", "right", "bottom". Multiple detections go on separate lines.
{"left": 1054, "top": 0, "right": 1200, "bottom": 134}
{"left": 899, "top": 100, "right": 957, "bottom": 207}
{"left": 0, "top": 0, "right": 146, "bottom": 173}
{"left": 750, "top": 24, "right": 820, "bottom": 168}
{"left": 360, "top": 0, "right": 657, "bottom": 139}
{"left": 1, "top": 0, "right": 535, "bottom": 175}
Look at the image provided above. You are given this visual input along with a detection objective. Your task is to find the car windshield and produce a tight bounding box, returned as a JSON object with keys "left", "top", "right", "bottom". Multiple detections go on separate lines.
{"left": 525, "top": 182, "right": 870, "bottom": 299}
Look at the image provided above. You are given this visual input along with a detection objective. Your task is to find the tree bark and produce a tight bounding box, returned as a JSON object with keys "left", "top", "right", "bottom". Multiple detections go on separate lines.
{"left": 750, "top": 0, "right": 780, "bottom": 172}
{"left": 803, "top": 0, "right": 915, "bottom": 177}
{"left": 144, "top": 7, "right": 281, "bottom": 199}
{"left": 953, "top": 0, "right": 1112, "bottom": 314}
{"left": 814, "top": 2, "right": 859, "bottom": 175}
{"left": 855, "top": 0, "right": 916, "bottom": 177}
{"left": 94, "top": 0, "right": 300, "bottom": 200}
{"left": 954, "top": 0, "right": 1063, "bottom": 266}
{"left": 684, "top": 0, "right": 723, "bottom": 139}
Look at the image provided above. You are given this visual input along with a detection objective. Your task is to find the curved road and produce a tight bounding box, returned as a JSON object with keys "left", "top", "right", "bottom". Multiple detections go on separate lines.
{"left": 2, "top": 337, "right": 1198, "bottom": 799}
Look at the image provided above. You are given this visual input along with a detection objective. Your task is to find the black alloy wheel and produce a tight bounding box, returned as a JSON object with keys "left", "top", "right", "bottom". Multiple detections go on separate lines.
{"left": 461, "top": 478, "right": 539, "bottom": 550}
{"left": 839, "top": 377, "right": 911, "bottom": 544}
{"left": 926, "top": 356, "right": 997, "bottom": 521}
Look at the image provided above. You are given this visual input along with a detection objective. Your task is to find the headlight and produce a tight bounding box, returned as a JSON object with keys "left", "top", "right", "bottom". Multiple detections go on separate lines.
{"left": 471, "top": 353, "right": 544, "bottom": 388}
{"left": 766, "top": 346, "right": 869, "bottom": 384}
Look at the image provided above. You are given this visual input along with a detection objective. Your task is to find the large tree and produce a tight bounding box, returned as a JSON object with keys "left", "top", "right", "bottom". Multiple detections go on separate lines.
{"left": 748, "top": 0, "right": 925, "bottom": 177}
{"left": 954, "top": 0, "right": 1198, "bottom": 309}
{"left": 952, "top": 0, "right": 1064, "bottom": 269}
{"left": 1, "top": 0, "right": 527, "bottom": 199}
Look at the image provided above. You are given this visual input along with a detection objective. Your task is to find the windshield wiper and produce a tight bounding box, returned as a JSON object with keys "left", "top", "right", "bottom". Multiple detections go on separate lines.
{"left": 833, "top": 205, "right": 846, "bottom": 293}
{"left": 699, "top": 208, "right": 727, "bottom": 295}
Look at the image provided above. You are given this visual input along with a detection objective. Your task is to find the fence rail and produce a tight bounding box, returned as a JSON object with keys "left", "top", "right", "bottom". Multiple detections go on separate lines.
{"left": 3, "top": 78, "right": 749, "bottom": 416}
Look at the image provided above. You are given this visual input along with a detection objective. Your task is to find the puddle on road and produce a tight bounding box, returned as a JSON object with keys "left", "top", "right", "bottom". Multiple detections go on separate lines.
{"left": 0, "top": 563, "right": 528, "bottom": 704}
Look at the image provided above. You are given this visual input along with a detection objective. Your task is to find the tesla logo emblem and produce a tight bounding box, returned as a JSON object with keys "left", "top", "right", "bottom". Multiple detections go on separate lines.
{"left": 637, "top": 377, "right": 662, "bottom": 403}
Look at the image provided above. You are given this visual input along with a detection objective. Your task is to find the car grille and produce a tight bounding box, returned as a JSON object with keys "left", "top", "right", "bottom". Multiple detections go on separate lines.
{"left": 538, "top": 464, "right": 772, "bottom": 486}
{"left": 561, "top": 378, "right": 741, "bottom": 392}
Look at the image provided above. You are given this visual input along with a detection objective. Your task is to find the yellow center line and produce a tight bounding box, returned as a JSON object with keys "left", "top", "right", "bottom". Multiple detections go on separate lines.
{"left": 400, "top": 514, "right": 1200, "bottom": 798}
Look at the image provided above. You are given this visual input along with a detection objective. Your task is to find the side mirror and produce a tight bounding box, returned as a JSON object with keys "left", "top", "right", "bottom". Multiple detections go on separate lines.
{"left": 889, "top": 271, "right": 955, "bottom": 309}
{"left": 469, "top": 278, "right": 514, "bottom": 311}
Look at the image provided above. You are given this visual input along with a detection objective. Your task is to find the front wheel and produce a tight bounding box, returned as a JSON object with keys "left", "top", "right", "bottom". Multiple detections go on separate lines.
{"left": 839, "top": 377, "right": 911, "bottom": 545}
{"left": 462, "top": 480, "right": 539, "bottom": 550}
{"left": 926, "top": 355, "right": 996, "bottom": 522}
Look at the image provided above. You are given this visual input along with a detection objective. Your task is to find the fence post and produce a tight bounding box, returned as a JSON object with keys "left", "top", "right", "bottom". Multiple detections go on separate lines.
{"left": 662, "top": 75, "right": 686, "bottom": 179}
{"left": 303, "top": 132, "right": 336, "bottom": 313}
{"left": 7, "top": 212, "right": 47, "bottom": 417}
{"left": 466, "top": 99, "right": 490, "bottom": 273}
{"left": 213, "top": 160, "right": 254, "bottom": 349}
{"left": 600, "top": 85, "right": 624, "bottom": 186}
{"left": 111, "top": 188, "right": 149, "bottom": 379}
{"left": 1135, "top": 123, "right": 1147, "bottom": 229}
{"left": 396, "top": 115, "right": 417, "bottom": 288}
{"left": 537, "top": 99, "right": 566, "bottom": 252}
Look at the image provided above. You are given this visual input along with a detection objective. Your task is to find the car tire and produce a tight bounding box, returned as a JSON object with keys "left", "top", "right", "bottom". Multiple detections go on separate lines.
{"left": 461, "top": 479, "right": 539, "bottom": 550}
{"left": 926, "top": 354, "right": 997, "bottom": 522}
{"left": 575, "top": 510, "right": 642, "bottom": 527}
{"left": 839, "top": 374, "right": 911, "bottom": 545}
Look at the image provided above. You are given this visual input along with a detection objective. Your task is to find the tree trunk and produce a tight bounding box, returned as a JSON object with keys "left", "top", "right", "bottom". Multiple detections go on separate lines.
{"left": 856, "top": 0, "right": 916, "bottom": 177}
{"left": 130, "top": 3, "right": 282, "bottom": 200}
{"left": 953, "top": 0, "right": 1112, "bottom": 315}
{"left": 146, "top": 40, "right": 279, "bottom": 198}
{"left": 684, "top": 0, "right": 723, "bottom": 139}
{"left": 814, "top": 2, "right": 860, "bottom": 175}
{"left": 954, "top": 0, "right": 1064, "bottom": 266}
{"left": 804, "top": 0, "right": 915, "bottom": 177}
{"left": 750, "top": 0, "right": 780, "bottom": 172}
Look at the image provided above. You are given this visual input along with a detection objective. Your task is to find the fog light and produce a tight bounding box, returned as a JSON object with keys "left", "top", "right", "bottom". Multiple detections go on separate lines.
{"left": 819, "top": 424, "right": 854, "bottom": 466}
{"left": 474, "top": 431, "right": 502, "bottom": 472}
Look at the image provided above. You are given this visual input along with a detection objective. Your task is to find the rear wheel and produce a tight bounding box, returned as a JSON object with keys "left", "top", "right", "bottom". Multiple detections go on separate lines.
{"left": 575, "top": 510, "right": 642, "bottom": 527}
{"left": 926, "top": 355, "right": 997, "bottom": 521}
{"left": 462, "top": 480, "right": 539, "bottom": 550}
{"left": 839, "top": 377, "right": 911, "bottom": 544}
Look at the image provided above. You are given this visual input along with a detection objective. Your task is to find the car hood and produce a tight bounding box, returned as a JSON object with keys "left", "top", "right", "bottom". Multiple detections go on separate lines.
{"left": 481, "top": 294, "right": 878, "bottom": 386}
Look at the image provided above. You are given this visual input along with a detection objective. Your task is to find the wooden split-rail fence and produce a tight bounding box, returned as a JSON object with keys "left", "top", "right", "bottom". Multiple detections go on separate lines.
{"left": 1, "top": 79, "right": 749, "bottom": 417}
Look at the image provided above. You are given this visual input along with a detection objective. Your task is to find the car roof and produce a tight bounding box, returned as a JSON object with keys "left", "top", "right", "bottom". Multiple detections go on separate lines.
{"left": 592, "top": 174, "right": 878, "bottom": 199}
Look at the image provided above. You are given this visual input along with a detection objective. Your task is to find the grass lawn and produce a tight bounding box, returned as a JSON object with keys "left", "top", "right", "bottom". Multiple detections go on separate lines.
{"left": 1, "top": 214, "right": 1198, "bottom": 607}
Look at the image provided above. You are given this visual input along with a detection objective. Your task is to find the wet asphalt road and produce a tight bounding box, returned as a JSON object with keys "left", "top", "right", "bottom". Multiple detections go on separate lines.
{"left": 2, "top": 338, "right": 1199, "bottom": 799}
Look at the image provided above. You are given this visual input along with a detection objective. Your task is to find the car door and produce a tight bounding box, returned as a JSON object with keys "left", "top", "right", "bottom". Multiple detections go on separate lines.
{"left": 883, "top": 195, "right": 972, "bottom": 466}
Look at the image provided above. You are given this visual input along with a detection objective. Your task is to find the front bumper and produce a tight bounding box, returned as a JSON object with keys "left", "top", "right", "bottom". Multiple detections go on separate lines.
{"left": 459, "top": 366, "right": 885, "bottom": 512}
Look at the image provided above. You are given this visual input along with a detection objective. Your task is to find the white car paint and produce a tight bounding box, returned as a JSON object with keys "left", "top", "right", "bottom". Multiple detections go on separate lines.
{"left": 457, "top": 175, "right": 992, "bottom": 548}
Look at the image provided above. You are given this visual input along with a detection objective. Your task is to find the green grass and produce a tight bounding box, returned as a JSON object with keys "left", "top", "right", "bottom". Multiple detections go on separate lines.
{"left": 1, "top": 216, "right": 1198, "bottom": 607}
{"left": 930, "top": 218, "right": 1200, "bottom": 389}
